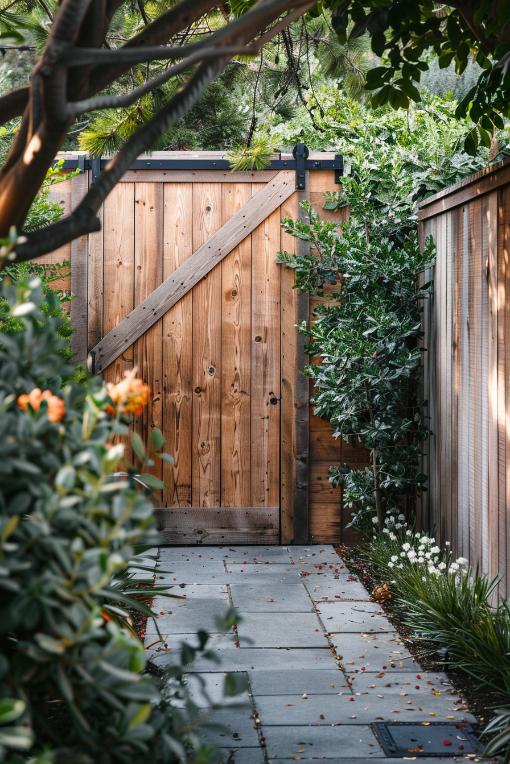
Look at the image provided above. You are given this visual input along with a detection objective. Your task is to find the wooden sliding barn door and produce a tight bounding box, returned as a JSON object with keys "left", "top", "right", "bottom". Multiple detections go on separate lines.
{"left": 88, "top": 169, "right": 296, "bottom": 543}
{"left": 44, "top": 151, "right": 369, "bottom": 546}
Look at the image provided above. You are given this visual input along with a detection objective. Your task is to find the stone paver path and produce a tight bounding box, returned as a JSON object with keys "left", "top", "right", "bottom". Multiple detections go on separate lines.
{"left": 145, "top": 545, "right": 485, "bottom": 763}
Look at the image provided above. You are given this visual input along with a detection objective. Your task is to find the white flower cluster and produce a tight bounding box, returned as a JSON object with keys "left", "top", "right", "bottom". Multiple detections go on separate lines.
{"left": 377, "top": 512, "right": 408, "bottom": 541}
{"left": 384, "top": 526, "right": 469, "bottom": 578}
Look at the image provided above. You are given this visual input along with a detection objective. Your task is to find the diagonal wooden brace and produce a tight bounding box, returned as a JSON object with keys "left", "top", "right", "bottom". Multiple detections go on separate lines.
{"left": 90, "top": 170, "right": 295, "bottom": 373}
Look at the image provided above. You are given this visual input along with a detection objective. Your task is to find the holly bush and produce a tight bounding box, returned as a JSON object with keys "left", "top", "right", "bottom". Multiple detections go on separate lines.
{"left": 0, "top": 275, "right": 224, "bottom": 763}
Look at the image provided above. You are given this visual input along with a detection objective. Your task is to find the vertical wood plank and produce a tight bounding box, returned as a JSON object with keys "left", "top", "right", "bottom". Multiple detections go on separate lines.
{"left": 469, "top": 200, "right": 483, "bottom": 570}
{"left": 437, "top": 213, "right": 447, "bottom": 543}
{"left": 487, "top": 192, "right": 499, "bottom": 582}
{"left": 448, "top": 210, "right": 459, "bottom": 550}
{"left": 221, "top": 183, "right": 252, "bottom": 507}
{"left": 502, "top": 186, "right": 510, "bottom": 598}
{"left": 480, "top": 196, "right": 491, "bottom": 573}
{"left": 293, "top": 185, "right": 310, "bottom": 542}
{"left": 453, "top": 207, "right": 463, "bottom": 556}
{"left": 70, "top": 171, "right": 89, "bottom": 363}
{"left": 87, "top": 203, "right": 103, "bottom": 352}
{"left": 192, "top": 184, "right": 222, "bottom": 507}
{"left": 428, "top": 217, "right": 438, "bottom": 534}
{"left": 443, "top": 210, "right": 453, "bottom": 547}
{"left": 457, "top": 206, "right": 469, "bottom": 557}
{"left": 280, "top": 191, "right": 298, "bottom": 543}
{"left": 102, "top": 183, "right": 135, "bottom": 384}
{"left": 251, "top": 197, "right": 281, "bottom": 508}
{"left": 133, "top": 183, "right": 164, "bottom": 488}
{"left": 498, "top": 188, "right": 508, "bottom": 598}
{"left": 305, "top": 170, "right": 350, "bottom": 544}
{"left": 162, "top": 183, "right": 193, "bottom": 506}
{"left": 420, "top": 219, "right": 432, "bottom": 531}
{"left": 43, "top": 179, "right": 72, "bottom": 270}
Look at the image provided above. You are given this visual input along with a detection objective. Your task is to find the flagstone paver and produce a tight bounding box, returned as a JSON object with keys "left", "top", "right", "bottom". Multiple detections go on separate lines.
{"left": 331, "top": 631, "right": 420, "bottom": 672}
{"left": 145, "top": 545, "right": 485, "bottom": 763}
{"left": 229, "top": 583, "right": 314, "bottom": 612}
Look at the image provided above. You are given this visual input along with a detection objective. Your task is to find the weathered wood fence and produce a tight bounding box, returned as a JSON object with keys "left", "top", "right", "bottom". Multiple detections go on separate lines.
{"left": 419, "top": 158, "right": 510, "bottom": 596}
{"left": 39, "top": 150, "right": 367, "bottom": 545}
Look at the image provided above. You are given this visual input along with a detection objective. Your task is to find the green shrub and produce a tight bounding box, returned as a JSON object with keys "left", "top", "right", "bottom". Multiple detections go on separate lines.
{"left": 0, "top": 261, "right": 72, "bottom": 361}
{"left": 278, "top": 206, "right": 433, "bottom": 530}
{"left": 0, "top": 274, "right": 230, "bottom": 763}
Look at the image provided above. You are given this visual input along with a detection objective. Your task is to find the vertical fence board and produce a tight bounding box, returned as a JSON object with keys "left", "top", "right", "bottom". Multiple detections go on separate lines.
{"left": 87, "top": 202, "right": 103, "bottom": 351}
{"left": 293, "top": 184, "right": 311, "bottom": 543}
{"left": 444, "top": 211, "right": 454, "bottom": 546}
{"left": 280, "top": 192, "right": 298, "bottom": 543}
{"left": 469, "top": 200, "right": 483, "bottom": 569}
{"left": 419, "top": 220, "right": 432, "bottom": 531}
{"left": 42, "top": 179, "right": 72, "bottom": 293}
{"left": 486, "top": 192, "right": 499, "bottom": 581}
{"left": 428, "top": 217, "right": 438, "bottom": 535}
{"left": 458, "top": 206, "right": 470, "bottom": 557}
{"left": 221, "top": 183, "right": 252, "bottom": 507}
{"left": 102, "top": 183, "right": 135, "bottom": 384}
{"left": 70, "top": 172, "right": 89, "bottom": 363}
{"left": 437, "top": 213, "right": 447, "bottom": 543}
{"left": 480, "top": 197, "right": 490, "bottom": 572}
{"left": 449, "top": 210, "right": 459, "bottom": 550}
{"left": 497, "top": 189, "right": 508, "bottom": 597}
{"left": 133, "top": 183, "right": 164, "bottom": 490}
{"left": 307, "top": 170, "right": 350, "bottom": 542}
{"left": 162, "top": 183, "right": 193, "bottom": 506}
{"left": 502, "top": 186, "right": 510, "bottom": 598}
{"left": 192, "top": 184, "right": 223, "bottom": 507}
{"left": 251, "top": 202, "right": 281, "bottom": 507}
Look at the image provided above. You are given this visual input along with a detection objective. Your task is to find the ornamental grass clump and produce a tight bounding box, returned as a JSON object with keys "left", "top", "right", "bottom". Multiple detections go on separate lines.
{"left": 364, "top": 520, "right": 510, "bottom": 760}
{"left": 0, "top": 275, "right": 228, "bottom": 763}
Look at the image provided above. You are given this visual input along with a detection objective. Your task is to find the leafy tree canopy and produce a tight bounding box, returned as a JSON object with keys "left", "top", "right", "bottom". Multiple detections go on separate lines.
{"left": 330, "top": 0, "right": 510, "bottom": 153}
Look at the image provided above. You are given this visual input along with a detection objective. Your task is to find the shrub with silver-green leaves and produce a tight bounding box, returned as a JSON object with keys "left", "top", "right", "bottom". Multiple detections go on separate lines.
{"left": 0, "top": 275, "right": 222, "bottom": 763}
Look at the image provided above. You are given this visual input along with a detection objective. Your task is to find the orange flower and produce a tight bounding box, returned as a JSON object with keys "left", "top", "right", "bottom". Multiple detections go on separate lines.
{"left": 105, "top": 368, "right": 150, "bottom": 417}
{"left": 17, "top": 388, "right": 65, "bottom": 423}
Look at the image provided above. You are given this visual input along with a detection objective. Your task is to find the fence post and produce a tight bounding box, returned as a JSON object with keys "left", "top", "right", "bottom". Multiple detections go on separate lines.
{"left": 70, "top": 160, "right": 89, "bottom": 364}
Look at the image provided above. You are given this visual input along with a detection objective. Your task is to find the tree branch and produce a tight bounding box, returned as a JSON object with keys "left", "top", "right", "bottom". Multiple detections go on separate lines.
{"left": 0, "top": 86, "right": 29, "bottom": 125}
{"left": 4, "top": 0, "right": 314, "bottom": 250}
{"left": 61, "top": 40, "right": 209, "bottom": 67}
{"left": 67, "top": 44, "right": 259, "bottom": 116}
{"left": 62, "top": 2, "right": 311, "bottom": 70}
{"left": 15, "top": 61, "right": 223, "bottom": 261}
{"left": 87, "top": 0, "right": 218, "bottom": 95}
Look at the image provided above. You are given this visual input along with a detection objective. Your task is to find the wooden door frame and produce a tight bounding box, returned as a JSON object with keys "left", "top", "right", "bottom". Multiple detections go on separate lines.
{"left": 65, "top": 150, "right": 343, "bottom": 544}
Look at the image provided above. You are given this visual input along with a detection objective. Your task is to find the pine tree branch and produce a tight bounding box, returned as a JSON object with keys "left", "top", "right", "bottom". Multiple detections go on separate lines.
{"left": 67, "top": 44, "right": 258, "bottom": 116}
{"left": 87, "top": 0, "right": 218, "bottom": 94}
